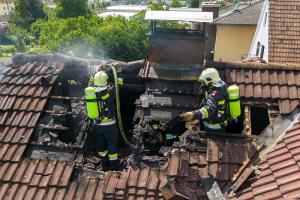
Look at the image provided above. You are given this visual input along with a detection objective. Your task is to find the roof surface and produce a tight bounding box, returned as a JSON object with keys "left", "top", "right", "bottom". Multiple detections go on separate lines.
{"left": 214, "top": 1, "right": 263, "bottom": 25}
{"left": 2, "top": 54, "right": 300, "bottom": 199}
{"left": 141, "top": 61, "right": 300, "bottom": 114}
{"left": 234, "top": 112, "right": 300, "bottom": 199}
{"left": 269, "top": 0, "right": 300, "bottom": 64}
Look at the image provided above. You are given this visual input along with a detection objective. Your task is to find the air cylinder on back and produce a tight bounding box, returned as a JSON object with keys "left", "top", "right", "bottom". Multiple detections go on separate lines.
{"left": 227, "top": 85, "right": 241, "bottom": 119}
{"left": 85, "top": 87, "right": 100, "bottom": 119}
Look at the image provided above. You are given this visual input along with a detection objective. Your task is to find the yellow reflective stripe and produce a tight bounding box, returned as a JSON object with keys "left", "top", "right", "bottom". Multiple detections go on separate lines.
{"left": 218, "top": 100, "right": 225, "bottom": 105}
{"left": 207, "top": 121, "right": 228, "bottom": 126}
{"left": 98, "top": 150, "right": 108, "bottom": 157}
{"left": 101, "top": 93, "right": 110, "bottom": 100}
{"left": 203, "top": 121, "right": 228, "bottom": 129}
{"left": 101, "top": 118, "right": 114, "bottom": 123}
{"left": 219, "top": 110, "right": 225, "bottom": 114}
{"left": 201, "top": 108, "right": 209, "bottom": 119}
{"left": 108, "top": 153, "right": 118, "bottom": 158}
{"left": 117, "top": 78, "right": 124, "bottom": 85}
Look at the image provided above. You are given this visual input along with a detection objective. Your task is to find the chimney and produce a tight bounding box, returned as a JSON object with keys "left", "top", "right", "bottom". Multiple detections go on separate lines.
{"left": 201, "top": 2, "right": 220, "bottom": 19}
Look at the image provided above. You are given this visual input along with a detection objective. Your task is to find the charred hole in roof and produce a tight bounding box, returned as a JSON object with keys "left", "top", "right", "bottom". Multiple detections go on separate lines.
{"left": 251, "top": 106, "right": 270, "bottom": 135}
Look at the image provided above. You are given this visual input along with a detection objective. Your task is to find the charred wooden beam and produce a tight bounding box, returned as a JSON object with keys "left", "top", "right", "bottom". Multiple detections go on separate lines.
{"left": 49, "top": 96, "right": 84, "bottom": 101}
{"left": 40, "top": 124, "right": 69, "bottom": 131}
{"left": 244, "top": 105, "right": 252, "bottom": 136}
{"left": 198, "top": 131, "right": 255, "bottom": 139}
{"left": 43, "top": 110, "right": 83, "bottom": 116}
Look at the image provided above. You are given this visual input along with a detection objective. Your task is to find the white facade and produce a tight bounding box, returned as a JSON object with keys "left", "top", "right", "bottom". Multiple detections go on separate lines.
{"left": 249, "top": 0, "right": 268, "bottom": 61}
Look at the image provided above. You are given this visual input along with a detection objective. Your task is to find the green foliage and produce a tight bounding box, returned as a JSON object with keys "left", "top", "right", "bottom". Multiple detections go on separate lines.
{"left": 170, "top": 0, "right": 182, "bottom": 8}
{"left": 188, "top": 0, "right": 200, "bottom": 8}
{"left": 5, "top": 25, "right": 34, "bottom": 52}
{"left": 56, "top": 0, "right": 91, "bottom": 18}
{"left": 31, "top": 12, "right": 149, "bottom": 61}
{"left": 0, "top": 45, "right": 16, "bottom": 57}
{"left": 218, "top": 0, "right": 226, "bottom": 8}
{"left": 9, "top": 0, "right": 46, "bottom": 29}
{"left": 89, "top": 0, "right": 110, "bottom": 11}
{"left": 150, "top": 1, "right": 169, "bottom": 10}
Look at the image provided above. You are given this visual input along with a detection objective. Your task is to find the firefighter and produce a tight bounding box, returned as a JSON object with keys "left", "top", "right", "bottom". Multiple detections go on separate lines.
{"left": 87, "top": 70, "right": 120, "bottom": 170}
{"left": 179, "top": 68, "right": 228, "bottom": 132}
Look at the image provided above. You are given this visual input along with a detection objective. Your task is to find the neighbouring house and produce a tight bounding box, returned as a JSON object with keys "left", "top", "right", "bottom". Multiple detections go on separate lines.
{"left": 0, "top": 0, "right": 15, "bottom": 16}
{"left": 250, "top": 0, "right": 300, "bottom": 64}
{"left": 213, "top": 0, "right": 263, "bottom": 62}
{"left": 98, "top": 5, "right": 148, "bottom": 19}
{"left": 249, "top": 0, "right": 268, "bottom": 61}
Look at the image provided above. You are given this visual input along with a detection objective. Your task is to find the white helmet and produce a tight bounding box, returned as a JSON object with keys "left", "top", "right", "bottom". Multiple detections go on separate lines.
{"left": 198, "top": 68, "right": 220, "bottom": 86}
{"left": 94, "top": 71, "right": 108, "bottom": 87}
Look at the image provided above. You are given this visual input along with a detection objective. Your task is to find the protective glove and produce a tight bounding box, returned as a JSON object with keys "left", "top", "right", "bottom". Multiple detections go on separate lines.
{"left": 179, "top": 112, "right": 194, "bottom": 121}
{"left": 92, "top": 120, "right": 97, "bottom": 127}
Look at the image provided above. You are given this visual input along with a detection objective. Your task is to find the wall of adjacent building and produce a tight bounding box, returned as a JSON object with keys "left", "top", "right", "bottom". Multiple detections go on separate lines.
{"left": 0, "top": 1, "right": 15, "bottom": 16}
{"left": 249, "top": 0, "right": 269, "bottom": 61}
{"left": 214, "top": 24, "right": 256, "bottom": 62}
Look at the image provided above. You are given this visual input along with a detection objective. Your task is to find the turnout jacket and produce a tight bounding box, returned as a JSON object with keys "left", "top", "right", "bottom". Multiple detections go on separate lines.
{"left": 193, "top": 80, "right": 227, "bottom": 129}
{"left": 96, "top": 86, "right": 116, "bottom": 122}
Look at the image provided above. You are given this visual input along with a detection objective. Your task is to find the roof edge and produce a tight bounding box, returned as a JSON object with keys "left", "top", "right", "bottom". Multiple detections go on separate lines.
{"left": 12, "top": 53, "right": 107, "bottom": 67}
{"left": 206, "top": 61, "right": 300, "bottom": 71}
{"left": 213, "top": 0, "right": 264, "bottom": 25}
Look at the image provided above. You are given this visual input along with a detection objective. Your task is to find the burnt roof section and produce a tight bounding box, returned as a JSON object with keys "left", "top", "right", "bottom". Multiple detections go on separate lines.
{"left": 0, "top": 58, "right": 64, "bottom": 162}
{"left": 233, "top": 110, "right": 300, "bottom": 199}
{"left": 214, "top": 0, "right": 263, "bottom": 25}
{"left": 269, "top": 0, "right": 300, "bottom": 64}
{"left": 57, "top": 136, "right": 257, "bottom": 200}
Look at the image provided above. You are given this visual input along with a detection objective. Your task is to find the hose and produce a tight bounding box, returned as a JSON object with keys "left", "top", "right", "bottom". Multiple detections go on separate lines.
{"left": 108, "top": 65, "right": 131, "bottom": 145}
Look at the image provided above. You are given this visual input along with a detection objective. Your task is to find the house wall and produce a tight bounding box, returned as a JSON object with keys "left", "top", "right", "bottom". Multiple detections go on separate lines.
{"left": 249, "top": 0, "right": 269, "bottom": 61}
{"left": 214, "top": 25, "right": 256, "bottom": 62}
{"left": 0, "top": 1, "right": 15, "bottom": 16}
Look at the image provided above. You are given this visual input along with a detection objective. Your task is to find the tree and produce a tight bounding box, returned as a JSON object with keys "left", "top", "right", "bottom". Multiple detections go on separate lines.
{"left": 5, "top": 25, "right": 34, "bottom": 52}
{"left": 10, "top": 0, "right": 46, "bottom": 29}
{"left": 56, "top": 0, "right": 91, "bottom": 18}
{"left": 188, "top": 0, "right": 201, "bottom": 8}
{"left": 170, "top": 0, "right": 182, "bottom": 8}
{"left": 31, "top": 12, "right": 149, "bottom": 61}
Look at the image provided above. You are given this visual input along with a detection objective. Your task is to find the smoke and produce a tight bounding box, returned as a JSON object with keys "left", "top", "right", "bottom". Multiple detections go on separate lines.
{"left": 59, "top": 41, "right": 111, "bottom": 77}
{"left": 61, "top": 41, "right": 109, "bottom": 60}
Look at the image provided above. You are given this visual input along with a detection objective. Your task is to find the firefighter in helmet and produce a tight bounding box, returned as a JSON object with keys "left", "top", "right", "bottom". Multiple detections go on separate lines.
{"left": 179, "top": 68, "right": 228, "bottom": 131}
{"left": 86, "top": 69, "right": 120, "bottom": 170}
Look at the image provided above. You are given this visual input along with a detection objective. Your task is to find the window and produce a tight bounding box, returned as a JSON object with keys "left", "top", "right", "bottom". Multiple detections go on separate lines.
{"left": 260, "top": 45, "right": 265, "bottom": 59}
{"left": 256, "top": 42, "right": 261, "bottom": 56}
{"left": 263, "top": 12, "right": 268, "bottom": 27}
